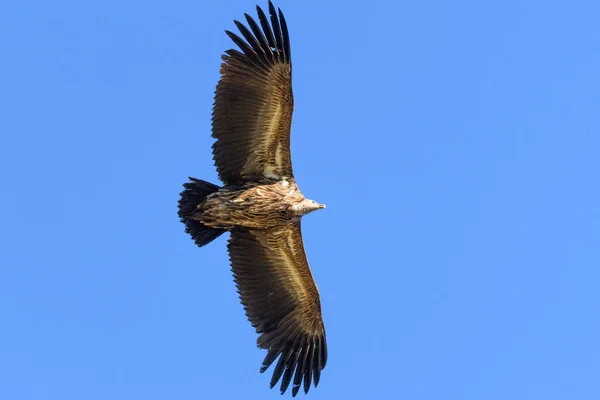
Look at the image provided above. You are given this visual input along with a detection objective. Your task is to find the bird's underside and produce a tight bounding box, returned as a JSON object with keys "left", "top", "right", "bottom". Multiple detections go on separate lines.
{"left": 177, "top": 1, "right": 327, "bottom": 397}
{"left": 196, "top": 180, "right": 303, "bottom": 230}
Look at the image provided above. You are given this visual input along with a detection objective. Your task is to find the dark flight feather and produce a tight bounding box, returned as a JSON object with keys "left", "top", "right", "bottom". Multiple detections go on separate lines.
{"left": 257, "top": 4, "right": 277, "bottom": 51}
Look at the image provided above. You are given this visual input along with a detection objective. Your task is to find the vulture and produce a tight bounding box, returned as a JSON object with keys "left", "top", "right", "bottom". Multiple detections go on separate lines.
{"left": 177, "top": 1, "right": 327, "bottom": 396}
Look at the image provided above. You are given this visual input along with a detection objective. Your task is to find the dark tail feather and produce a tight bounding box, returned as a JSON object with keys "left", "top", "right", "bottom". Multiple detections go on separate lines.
{"left": 178, "top": 177, "right": 225, "bottom": 247}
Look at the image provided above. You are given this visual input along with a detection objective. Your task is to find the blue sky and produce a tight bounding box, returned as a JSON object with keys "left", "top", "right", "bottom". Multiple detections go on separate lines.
{"left": 1, "top": 0, "right": 599, "bottom": 399}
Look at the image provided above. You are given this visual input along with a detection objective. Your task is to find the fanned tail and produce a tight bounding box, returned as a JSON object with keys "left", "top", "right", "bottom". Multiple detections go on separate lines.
{"left": 178, "top": 177, "right": 225, "bottom": 247}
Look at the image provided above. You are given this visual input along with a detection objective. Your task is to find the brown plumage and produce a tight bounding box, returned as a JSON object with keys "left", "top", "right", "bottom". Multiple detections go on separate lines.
{"left": 177, "top": 2, "right": 327, "bottom": 396}
{"left": 213, "top": 1, "right": 294, "bottom": 184}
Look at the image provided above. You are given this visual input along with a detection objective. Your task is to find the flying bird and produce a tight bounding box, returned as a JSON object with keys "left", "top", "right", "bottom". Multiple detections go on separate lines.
{"left": 177, "top": 1, "right": 327, "bottom": 396}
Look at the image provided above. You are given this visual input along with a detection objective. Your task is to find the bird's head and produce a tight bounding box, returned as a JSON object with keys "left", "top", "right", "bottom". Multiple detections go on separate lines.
{"left": 291, "top": 198, "right": 326, "bottom": 216}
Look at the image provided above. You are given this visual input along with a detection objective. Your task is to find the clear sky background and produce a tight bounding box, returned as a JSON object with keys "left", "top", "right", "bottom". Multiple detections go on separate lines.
{"left": 1, "top": 1, "right": 599, "bottom": 399}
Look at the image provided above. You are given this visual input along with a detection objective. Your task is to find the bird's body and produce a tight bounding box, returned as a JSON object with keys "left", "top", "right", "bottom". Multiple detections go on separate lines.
{"left": 195, "top": 179, "right": 320, "bottom": 230}
{"left": 178, "top": 2, "right": 327, "bottom": 396}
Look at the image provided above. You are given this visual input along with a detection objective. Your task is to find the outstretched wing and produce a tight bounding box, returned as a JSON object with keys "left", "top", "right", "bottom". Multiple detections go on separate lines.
{"left": 212, "top": 1, "right": 294, "bottom": 185}
{"left": 227, "top": 223, "right": 327, "bottom": 396}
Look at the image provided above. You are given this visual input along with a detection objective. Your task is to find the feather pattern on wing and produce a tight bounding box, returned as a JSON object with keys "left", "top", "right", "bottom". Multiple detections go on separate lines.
{"left": 228, "top": 222, "right": 327, "bottom": 396}
{"left": 212, "top": 1, "right": 294, "bottom": 185}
